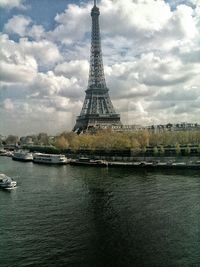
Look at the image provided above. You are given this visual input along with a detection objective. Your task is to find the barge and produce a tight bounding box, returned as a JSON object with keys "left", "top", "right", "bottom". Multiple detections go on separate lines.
{"left": 70, "top": 157, "right": 108, "bottom": 167}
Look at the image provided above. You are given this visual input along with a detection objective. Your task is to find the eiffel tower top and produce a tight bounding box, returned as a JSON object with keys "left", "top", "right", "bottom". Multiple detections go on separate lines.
{"left": 87, "top": 0, "right": 107, "bottom": 91}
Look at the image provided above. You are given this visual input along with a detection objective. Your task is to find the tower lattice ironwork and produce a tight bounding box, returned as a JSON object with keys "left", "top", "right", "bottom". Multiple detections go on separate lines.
{"left": 73, "top": 0, "right": 121, "bottom": 133}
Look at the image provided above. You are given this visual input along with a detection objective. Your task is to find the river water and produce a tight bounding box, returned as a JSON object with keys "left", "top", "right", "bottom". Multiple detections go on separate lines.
{"left": 0, "top": 157, "right": 199, "bottom": 267}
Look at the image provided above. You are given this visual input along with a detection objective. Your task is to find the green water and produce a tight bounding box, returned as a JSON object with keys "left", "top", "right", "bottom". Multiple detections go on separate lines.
{"left": 0, "top": 157, "right": 199, "bottom": 267}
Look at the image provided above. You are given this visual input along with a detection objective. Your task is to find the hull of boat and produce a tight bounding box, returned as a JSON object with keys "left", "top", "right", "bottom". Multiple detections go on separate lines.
{"left": 33, "top": 160, "right": 67, "bottom": 165}
{"left": 12, "top": 157, "right": 33, "bottom": 162}
{"left": 107, "top": 162, "right": 200, "bottom": 169}
{"left": 70, "top": 161, "right": 107, "bottom": 167}
{"left": 0, "top": 182, "right": 17, "bottom": 189}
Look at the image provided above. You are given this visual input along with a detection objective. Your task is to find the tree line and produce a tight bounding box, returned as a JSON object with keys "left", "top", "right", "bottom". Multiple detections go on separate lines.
{"left": 54, "top": 130, "right": 200, "bottom": 151}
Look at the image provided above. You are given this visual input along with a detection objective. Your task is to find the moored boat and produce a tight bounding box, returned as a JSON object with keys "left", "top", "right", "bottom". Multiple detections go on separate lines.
{"left": 0, "top": 149, "right": 13, "bottom": 157}
{"left": 33, "top": 153, "right": 68, "bottom": 165}
{"left": 12, "top": 150, "right": 33, "bottom": 162}
{"left": 107, "top": 161, "right": 200, "bottom": 169}
{"left": 6, "top": 151, "right": 14, "bottom": 157}
{"left": 70, "top": 157, "right": 108, "bottom": 167}
{"left": 0, "top": 149, "right": 7, "bottom": 156}
{"left": 0, "top": 174, "right": 17, "bottom": 189}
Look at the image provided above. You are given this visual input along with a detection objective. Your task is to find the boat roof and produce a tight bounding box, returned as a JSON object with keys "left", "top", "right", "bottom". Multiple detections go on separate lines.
{"left": 34, "top": 153, "right": 65, "bottom": 156}
{"left": 0, "top": 173, "right": 7, "bottom": 178}
{"left": 14, "top": 150, "right": 30, "bottom": 153}
{"left": 0, "top": 174, "right": 12, "bottom": 181}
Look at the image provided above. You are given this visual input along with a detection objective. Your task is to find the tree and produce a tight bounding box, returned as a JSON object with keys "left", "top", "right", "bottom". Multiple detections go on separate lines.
{"left": 5, "top": 135, "right": 19, "bottom": 145}
{"left": 38, "top": 133, "right": 49, "bottom": 145}
{"left": 175, "top": 144, "right": 181, "bottom": 156}
{"left": 153, "top": 146, "right": 158, "bottom": 156}
{"left": 54, "top": 129, "right": 200, "bottom": 152}
{"left": 160, "top": 146, "right": 165, "bottom": 156}
{"left": 198, "top": 144, "right": 200, "bottom": 155}
{"left": 130, "top": 138, "right": 141, "bottom": 151}
{"left": 185, "top": 145, "right": 191, "bottom": 155}
{"left": 55, "top": 136, "right": 69, "bottom": 149}
{"left": 137, "top": 130, "right": 149, "bottom": 148}
{"left": 70, "top": 136, "right": 81, "bottom": 151}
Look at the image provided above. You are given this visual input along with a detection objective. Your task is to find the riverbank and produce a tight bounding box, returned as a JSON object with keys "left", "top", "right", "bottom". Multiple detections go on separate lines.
{"left": 1, "top": 151, "right": 200, "bottom": 170}
{"left": 69, "top": 157, "right": 200, "bottom": 169}
{"left": 1, "top": 145, "right": 200, "bottom": 169}
{"left": 106, "top": 161, "right": 200, "bottom": 169}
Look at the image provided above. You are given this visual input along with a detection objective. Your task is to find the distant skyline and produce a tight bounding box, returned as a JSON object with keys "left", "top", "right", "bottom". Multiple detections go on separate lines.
{"left": 0, "top": 0, "right": 199, "bottom": 135}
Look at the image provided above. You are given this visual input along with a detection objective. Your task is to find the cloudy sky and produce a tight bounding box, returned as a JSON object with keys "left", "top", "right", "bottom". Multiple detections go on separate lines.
{"left": 0, "top": 0, "right": 199, "bottom": 135}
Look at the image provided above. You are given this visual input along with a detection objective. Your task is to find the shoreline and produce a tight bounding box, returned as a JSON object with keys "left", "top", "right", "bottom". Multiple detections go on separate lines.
{"left": 0, "top": 154, "right": 199, "bottom": 169}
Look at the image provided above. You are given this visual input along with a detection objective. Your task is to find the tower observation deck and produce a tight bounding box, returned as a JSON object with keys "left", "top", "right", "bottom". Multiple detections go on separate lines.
{"left": 73, "top": 0, "right": 122, "bottom": 133}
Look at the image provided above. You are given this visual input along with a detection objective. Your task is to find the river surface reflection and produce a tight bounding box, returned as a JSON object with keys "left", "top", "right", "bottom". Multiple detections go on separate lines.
{"left": 0, "top": 157, "right": 199, "bottom": 267}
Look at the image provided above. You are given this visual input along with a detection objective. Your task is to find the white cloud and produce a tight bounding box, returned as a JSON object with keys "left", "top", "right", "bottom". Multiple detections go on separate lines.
{"left": 3, "top": 16, "right": 61, "bottom": 67}
{"left": 4, "top": 15, "right": 46, "bottom": 41}
{"left": 19, "top": 38, "right": 62, "bottom": 67}
{"left": 0, "top": 101, "right": 77, "bottom": 135}
{"left": 0, "top": 35, "right": 38, "bottom": 84}
{"left": 49, "top": 4, "right": 91, "bottom": 44}
{"left": 101, "top": 0, "right": 172, "bottom": 33}
{"left": 55, "top": 60, "right": 89, "bottom": 86}
{"left": 48, "top": 0, "right": 199, "bottom": 62}
{"left": 0, "top": 0, "right": 200, "bottom": 134}
{"left": 29, "top": 25, "right": 45, "bottom": 40}
{"left": 0, "top": 0, "right": 24, "bottom": 9}
{"left": 169, "top": 5, "right": 198, "bottom": 39}
{"left": 3, "top": 98, "right": 14, "bottom": 110}
{"left": 4, "top": 15, "right": 31, "bottom": 36}
{"left": 0, "top": 34, "right": 62, "bottom": 80}
{"left": 30, "top": 71, "right": 80, "bottom": 98}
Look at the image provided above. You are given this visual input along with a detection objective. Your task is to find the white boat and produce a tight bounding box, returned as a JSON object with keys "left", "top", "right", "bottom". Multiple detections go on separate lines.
{"left": 0, "top": 174, "right": 17, "bottom": 189}
{"left": 33, "top": 153, "right": 67, "bottom": 165}
{"left": 5, "top": 151, "right": 14, "bottom": 157}
{"left": 0, "top": 149, "right": 7, "bottom": 156}
{"left": 172, "top": 162, "right": 186, "bottom": 166}
{"left": 12, "top": 150, "right": 33, "bottom": 162}
{"left": 0, "top": 149, "right": 13, "bottom": 157}
{"left": 70, "top": 157, "right": 108, "bottom": 167}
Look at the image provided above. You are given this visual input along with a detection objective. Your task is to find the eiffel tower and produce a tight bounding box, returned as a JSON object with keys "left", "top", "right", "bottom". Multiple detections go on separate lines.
{"left": 73, "top": 0, "right": 121, "bottom": 134}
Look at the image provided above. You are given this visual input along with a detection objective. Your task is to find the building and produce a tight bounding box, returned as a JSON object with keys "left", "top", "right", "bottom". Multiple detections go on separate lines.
{"left": 0, "top": 135, "right": 6, "bottom": 146}
{"left": 146, "top": 123, "right": 200, "bottom": 133}
{"left": 73, "top": 0, "right": 122, "bottom": 134}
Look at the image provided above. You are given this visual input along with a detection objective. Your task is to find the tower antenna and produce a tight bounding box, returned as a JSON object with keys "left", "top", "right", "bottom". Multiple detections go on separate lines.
{"left": 94, "top": 0, "right": 97, "bottom": 6}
